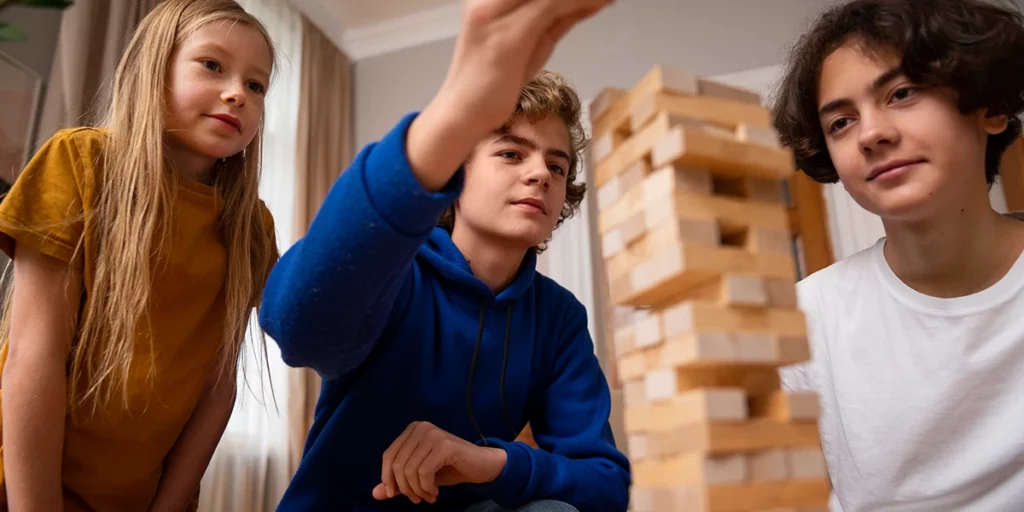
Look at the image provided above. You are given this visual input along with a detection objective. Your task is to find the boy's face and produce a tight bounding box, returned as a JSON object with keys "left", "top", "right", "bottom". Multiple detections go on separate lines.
{"left": 816, "top": 42, "right": 1007, "bottom": 221}
{"left": 453, "top": 114, "right": 571, "bottom": 248}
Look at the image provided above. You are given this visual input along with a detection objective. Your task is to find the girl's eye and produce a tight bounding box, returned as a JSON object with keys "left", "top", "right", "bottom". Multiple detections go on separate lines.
{"left": 247, "top": 81, "right": 265, "bottom": 94}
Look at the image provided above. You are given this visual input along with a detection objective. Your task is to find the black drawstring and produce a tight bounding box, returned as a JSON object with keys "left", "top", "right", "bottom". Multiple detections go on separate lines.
{"left": 466, "top": 303, "right": 520, "bottom": 446}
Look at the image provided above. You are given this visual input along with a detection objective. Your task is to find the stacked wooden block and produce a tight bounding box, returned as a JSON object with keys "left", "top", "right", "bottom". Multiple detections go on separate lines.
{"left": 590, "top": 66, "right": 830, "bottom": 511}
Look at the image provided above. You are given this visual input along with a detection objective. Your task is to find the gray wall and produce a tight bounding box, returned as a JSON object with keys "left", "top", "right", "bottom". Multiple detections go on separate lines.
{"left": 0, "top": 5, "right": 62, "bottom": 82}
{"left": 354, "top": 0, "right": 833, "bottom": 148}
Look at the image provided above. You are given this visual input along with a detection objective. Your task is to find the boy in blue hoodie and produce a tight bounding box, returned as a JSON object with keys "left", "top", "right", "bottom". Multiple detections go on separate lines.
{"left": 258, "top": 1, "right": 628, "bottom": 511}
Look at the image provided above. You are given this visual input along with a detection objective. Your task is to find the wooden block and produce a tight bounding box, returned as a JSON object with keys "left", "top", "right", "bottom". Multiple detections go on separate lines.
{"left": 589, "top": 87, "right": 627, "bottom": 126}
{"left": 612, "top": 322, "right": 636, "bottom": 357}
{"left": 624, "top": 388, "right": 748, "bottom": 432}
{"left": 633, "top": 64, "right": 700, "bottom": 98}
{"left": 595, "top": 111, "right": 688, "bottom": 188}
{"left": 597, "top": 159, "right": 648, "bottom": 211}
{"left": 645, "top": 366, "right": 782, "bottom": 401}
{"left": 626, "top": 433, "right": 648, "bottom": 460}
{"left": 617, "top": 244, "right": 796, "bottom": 306}
{"left": 737, "top": 123, "right": 781, "bottom": 147}
{"left": 633, "top": 312, "right": 662, "bottom": 350}
{"left": 601, "top": 210, "right": 645, "bottom": 259}
{"left": 592, "top": 129, "right": 626, "bottom": 165}
{"left": 750, "top": 392, "right": 821, "bottom": 422}
{"left": 683, "top": 274, "right": 769, "bottom": 307}
{"left": 642, "top": 418, "right": 822, "bottom": 455}
{"left": 604, "top": 214, "right": 720, "bottom": 281}
{"left": 600, "top": 165, "right": 733, "bottom": 234}
{"left": 699, "top": 78, "right": 762, "bottom": 105}
{"left": 788, "top": 448, "right": 828, "bottom": 480}
{"left": 765, "top": 278, "right": 798, "bottom": 308}
{"left": 733, "top": 332, "right": 778, "bottom": 362}
{"left": 748, "top": 227, "right": 793, "bottom": 254}
{"left": 652, "top": 124, "right": 795, "bottom": 181}
{"left": 617, "top": 332, "right": 737, "bottom": 382}
{"left": 633, "top": 453, "right": 748, "bottom": 487}
{"left": 777, "top": 335, "right": 812, "bottom": 365}
{"left": 623, "top": 377, "right": 647, "bottom": 405}
{"left": 629, "top": 486, "right": 655, "bottom": 512}
{"left": 630, "top": 91, "right": 771, "bottom": 134}
{"left": 661, "top": 301, "right": 808, "bottom": 341}
{"left": 625, "top": 480, "right": 830, "bottom": 512}
{"left": 749, "top": 449, "right": 789, "bottom": 482}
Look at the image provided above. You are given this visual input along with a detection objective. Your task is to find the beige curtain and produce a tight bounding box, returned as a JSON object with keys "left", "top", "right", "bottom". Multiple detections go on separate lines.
{"left": 286, "top": 14, "right": 353, "bottom": 475}
{"left": 36, "top": 0, "right": 161, "bottom": 142}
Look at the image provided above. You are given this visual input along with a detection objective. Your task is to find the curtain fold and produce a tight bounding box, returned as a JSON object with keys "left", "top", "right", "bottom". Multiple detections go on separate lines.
{"left": 36, "top": 0, "right": 160, "bottom": 144}
{"left": 286, "top": 14, "right": 353, "bottom": 476}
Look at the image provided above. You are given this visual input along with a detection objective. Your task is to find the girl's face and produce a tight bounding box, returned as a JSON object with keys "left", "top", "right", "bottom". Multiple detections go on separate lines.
{"left": 165, "top": 19, "right": 272, "bottom": 177}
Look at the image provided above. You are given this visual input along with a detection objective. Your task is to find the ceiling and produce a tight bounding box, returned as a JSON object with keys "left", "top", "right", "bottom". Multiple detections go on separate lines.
{"left": 290, "top": 0, "right": 461, "bottom": 60}
{"left": 323, "top": 0, "right": 458, "bottom": 29}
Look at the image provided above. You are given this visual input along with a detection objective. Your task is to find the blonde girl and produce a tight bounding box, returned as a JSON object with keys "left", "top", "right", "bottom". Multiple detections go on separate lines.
{"left": 0, "top": 0, "right": 279, "bottom": 510}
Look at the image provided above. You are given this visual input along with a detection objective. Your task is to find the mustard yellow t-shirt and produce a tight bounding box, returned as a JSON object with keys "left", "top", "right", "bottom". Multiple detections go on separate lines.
{"left": 0, "top": 128, "right": 276, "bottom": 511}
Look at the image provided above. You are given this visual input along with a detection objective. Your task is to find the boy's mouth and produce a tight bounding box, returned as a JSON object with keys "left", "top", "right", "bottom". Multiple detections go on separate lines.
{"left": 512, "top": 198, "right": 547, "bottom": 215}
{"left": 867, "top": 158, "right": 925, "bottom": 181}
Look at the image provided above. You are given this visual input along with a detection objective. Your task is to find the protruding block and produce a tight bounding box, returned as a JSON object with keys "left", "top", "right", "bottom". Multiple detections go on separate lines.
{"left": 597, "top": 159, "right": 649, "bottom": 211}
{"left": 624, "top": 388, "right": 748, "bottom": 433}
{"left": 643, "top": 366, "right": 781, "bottom": 400}
{"left": 592, "top": 130, "right": 627, "bottom": 165}
{"left": 737, "top": 123, "right": 782, "bottom": 148}
{"left": 765, "top": 278, "right": 799, "bottom": 308}
{"left": 604, "top": 213, "right": 720, "bottom": 282}
{"left": 660, "top": 301, "right": 808, "bottom": 340}
{"left": 641, "top": 418, "right": 822, "bottom": 456}
{"left": 652, "top": 125, "right": 795, "bottom": 181}
{"left": 630, "top": 92, "right": 771, "bottom": 134}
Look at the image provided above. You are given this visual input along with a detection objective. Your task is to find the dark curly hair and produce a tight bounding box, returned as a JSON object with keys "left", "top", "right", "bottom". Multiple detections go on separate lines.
{"left": 438, "top": 70, "right": 588, "bottom": 252}
{"left": 771, "top": 0, "right": 1024, "bottom": 184}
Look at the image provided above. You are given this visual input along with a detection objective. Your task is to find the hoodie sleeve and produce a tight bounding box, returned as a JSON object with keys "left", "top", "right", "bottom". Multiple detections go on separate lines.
{"left": 258, "top": 113, "right": 463, "bottom": 380}
{"left": 471, "top": 300, "right": 632, "bottom": 512}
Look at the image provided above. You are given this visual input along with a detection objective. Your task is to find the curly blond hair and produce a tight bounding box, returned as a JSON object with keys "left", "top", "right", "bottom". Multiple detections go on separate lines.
{"left": 439, "top": 70, "right": 589, "bottom": 252}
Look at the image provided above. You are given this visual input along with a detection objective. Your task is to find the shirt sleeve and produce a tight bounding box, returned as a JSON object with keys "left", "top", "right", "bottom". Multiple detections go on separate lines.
{"left": 0, "top": 129, "right": 91, "bottom": 264}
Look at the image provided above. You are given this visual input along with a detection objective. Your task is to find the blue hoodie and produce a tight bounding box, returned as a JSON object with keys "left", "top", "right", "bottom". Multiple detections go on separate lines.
{"left": 259, "top": 113, "right": 631, "bottom": 512}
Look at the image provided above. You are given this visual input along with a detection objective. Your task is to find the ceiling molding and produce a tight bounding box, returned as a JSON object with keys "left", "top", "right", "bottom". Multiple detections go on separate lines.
{"left": 289, "top": 0, "right": 461, "bottom": 61}
{"left": 341, "top": 2, "right": 461, "bottom": 60}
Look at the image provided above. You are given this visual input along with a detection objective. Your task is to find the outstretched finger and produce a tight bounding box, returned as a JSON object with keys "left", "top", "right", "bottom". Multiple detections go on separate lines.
{"left": 380, "top": 425, "right": 415, "bottom": 500}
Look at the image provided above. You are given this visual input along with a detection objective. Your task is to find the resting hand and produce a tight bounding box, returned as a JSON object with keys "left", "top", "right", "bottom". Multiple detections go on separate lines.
{"left": 372, "top": 421, "right": 508, "bottom": 504}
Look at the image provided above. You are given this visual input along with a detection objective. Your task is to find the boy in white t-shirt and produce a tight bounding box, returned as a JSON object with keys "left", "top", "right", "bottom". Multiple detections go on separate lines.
{"left": 769, "top": 0, "right": 1024, "bottom": 510}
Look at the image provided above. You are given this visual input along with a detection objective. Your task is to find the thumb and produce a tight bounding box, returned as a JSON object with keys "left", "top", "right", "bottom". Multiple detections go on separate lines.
{"left": 372, "top": 483, "right": 391, "bottom": 500}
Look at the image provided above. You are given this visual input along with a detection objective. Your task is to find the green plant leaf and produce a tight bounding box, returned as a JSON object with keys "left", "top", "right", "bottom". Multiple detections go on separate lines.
{"left": 15, "top": 0, "right": 72, "bottom": 8}
{"left": 0, "top": 20, "right": 26, "bottom": 41}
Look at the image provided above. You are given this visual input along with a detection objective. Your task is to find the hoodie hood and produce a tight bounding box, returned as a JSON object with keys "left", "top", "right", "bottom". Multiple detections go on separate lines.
{"left": 417, "top": 227, "right": 538, "bottom": 302}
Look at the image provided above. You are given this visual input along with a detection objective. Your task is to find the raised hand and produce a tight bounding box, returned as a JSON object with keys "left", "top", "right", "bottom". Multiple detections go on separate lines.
{"left": 406, "top": 0, "right": 613, "bottom": 192}
{"left": 371, "top": 421, "right": 508, "bottom": 504}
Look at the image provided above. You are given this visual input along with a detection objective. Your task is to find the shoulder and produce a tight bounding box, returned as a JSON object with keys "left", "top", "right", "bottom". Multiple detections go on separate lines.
{"left": 796, "top": 239, "right": 881, "bottom": 314}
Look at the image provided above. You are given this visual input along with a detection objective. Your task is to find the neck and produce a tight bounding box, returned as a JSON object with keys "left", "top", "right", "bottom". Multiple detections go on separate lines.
{"left": 882, "top": 197, "right": 1024, "bottom": 298}
{"left": 165, "top": 139, "right": 217, "bottom": 185}
{"left": 450, "top": 226, "right": 529, "bottom": 293}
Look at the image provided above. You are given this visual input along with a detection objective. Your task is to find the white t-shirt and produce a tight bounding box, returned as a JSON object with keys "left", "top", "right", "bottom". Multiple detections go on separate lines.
{"left": 782, "top": 217, "right": 1024, "bottom": 512}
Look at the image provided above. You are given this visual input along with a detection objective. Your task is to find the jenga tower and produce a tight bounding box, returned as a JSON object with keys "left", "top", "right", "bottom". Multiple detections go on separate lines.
{"left": 590, "top": 66, "right": 830, "bottom": 511}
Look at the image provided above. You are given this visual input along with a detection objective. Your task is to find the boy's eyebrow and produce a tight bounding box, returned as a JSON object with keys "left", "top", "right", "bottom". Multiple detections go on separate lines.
{"left": 818, "top": 66, "right": 904, "bottom": 117}
{"left": 494, "top": 133, "right": 571, "bottom": 162}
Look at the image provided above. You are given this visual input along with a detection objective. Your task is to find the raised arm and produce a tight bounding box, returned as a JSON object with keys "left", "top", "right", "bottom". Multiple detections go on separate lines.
{"left": 259, "top": 0, "right": 614, "bottom": 380}
{"left": 257, "top": 113, "right": 465, "bottom": 380}
{"left": 471, "top": 301, "right": 631, "bottom": 512}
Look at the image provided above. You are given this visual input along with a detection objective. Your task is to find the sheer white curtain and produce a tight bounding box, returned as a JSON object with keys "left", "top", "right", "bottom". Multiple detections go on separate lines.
{"left": 198, "top": 0, "right": 302, "bottom": 510}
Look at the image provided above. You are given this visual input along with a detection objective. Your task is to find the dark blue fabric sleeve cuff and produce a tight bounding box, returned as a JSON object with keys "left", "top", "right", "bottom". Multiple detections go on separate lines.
{"left": 468, "top": 438, "right": 534, "bottom": 507}
{"left": 361, "top": 112, "right": 465, "bottom": 237}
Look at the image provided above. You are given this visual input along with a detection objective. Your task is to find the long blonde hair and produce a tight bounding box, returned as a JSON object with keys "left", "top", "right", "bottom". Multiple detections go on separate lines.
{"left": 4, "top": 0, "right": 279, "bottom": 416}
